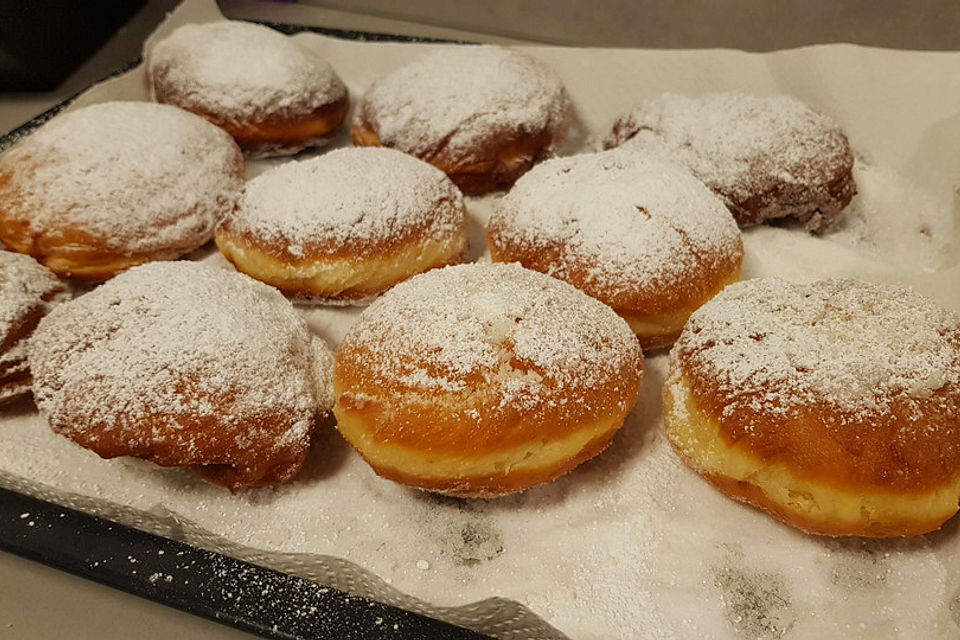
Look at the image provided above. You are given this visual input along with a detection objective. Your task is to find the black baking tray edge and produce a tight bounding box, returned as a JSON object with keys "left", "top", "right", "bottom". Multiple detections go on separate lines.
{"left": 0, "top": 20, "right": 495, "bottom": 640}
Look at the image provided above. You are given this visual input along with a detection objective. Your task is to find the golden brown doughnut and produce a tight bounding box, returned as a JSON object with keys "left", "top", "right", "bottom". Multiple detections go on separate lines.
{"left": 149, "top": 21, "right": 349, "bottom": 157}
{"left": 0, "top": 101, "right": 243, "bottom": 283}
{"left": 333, "top": 262, "right": 644, "bottom": 498}
{"left": 664, "top": 277, "right": 960, "bottom": 537}
{"left": 488, "top": 150, "right": 743, "bottom": 349}
{"left": 602, "top": 93, "right": 856, "bottom": 231}
{"left": 216, "top": 147, "right": 467, "bottom": 304}
{"left": 351, "top": 46, "right": 572, "bottom": 195}
{"left": 0, "top": 251, "right": 69, "bottom": 405}
{"left": 28, "top": 262, "right": 335, "bottom": 491}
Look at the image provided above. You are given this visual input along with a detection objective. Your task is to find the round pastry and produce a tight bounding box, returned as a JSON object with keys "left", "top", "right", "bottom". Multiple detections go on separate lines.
{"left": 664, "top": 277, "right": 960, "bottom": 537}
{"left": 0, "top": 252, "right": 70, "bottom": 406}
{"left": 351, "top": 45, "right": 572, "bottom": 195}
{"left": 488, "top": 151, "right": 743, "bottom": 349}
{"left": 333, "top": 262, "right": 644, "bottom": 498}
{"left": 149, "top": 20, "right": 349, "bottom": 157}
{"left": 602, "top": 92, "right": 857, "bottom": 231}
{"left": 29, "top": 262, "right": 335, "bottom": 491}
{"left": 0, "top": 101, "right": 244, "bottom": 283}
{"left": 216, "top": 147, "right": 467, "bottom": 303}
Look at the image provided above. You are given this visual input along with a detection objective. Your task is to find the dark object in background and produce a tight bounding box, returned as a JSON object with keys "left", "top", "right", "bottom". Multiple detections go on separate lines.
{"left": 0, "top": 1, "right": 146, "bottom": 91}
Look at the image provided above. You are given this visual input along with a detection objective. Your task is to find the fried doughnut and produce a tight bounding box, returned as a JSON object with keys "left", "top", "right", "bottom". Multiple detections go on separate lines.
{"left": 216, "top": 147, "right": 466, "bottom": 304}
{"left": 28, "top": 262, "right": 335, "bottom": 491}
{"left": 488, "top": 151, "right": 743, "bottom": 349}
{"left": 351, "top": 46, "right": 572, "bottom": 195}
{"left": 602, "top": 93, "right": 856, "bottom": 231}
{"left": 664, "top": 278, "right": 960, "bottom": 537}
{"left": 0, "top": 101, "right": 243, "bottom": 283}
{"left": 333, "top": 262, "right": 644, "bottom": 498}
{"left": 149, "top": 20, "right": 349, "bottom": 157}
{"left": 0, "top": 252, "right": 69, "bottom": 406}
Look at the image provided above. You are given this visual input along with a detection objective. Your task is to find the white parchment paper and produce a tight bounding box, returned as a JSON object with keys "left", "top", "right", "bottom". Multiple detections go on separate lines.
{"left": 2, "top": 1, "right": 960, "bottom": 638}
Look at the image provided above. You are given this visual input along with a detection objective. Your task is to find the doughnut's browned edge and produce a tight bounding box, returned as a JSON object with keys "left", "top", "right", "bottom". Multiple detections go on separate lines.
{"left": 152, "top": 64, "right": 350, "bottom": 156}
{"left": 354, "top": 427, "right": 621, "bottom": 499}
{"left": 486, "top": 227, "right": 744, "bottom": 350}
{"left": 663, "top": 364, "right": 960, "bottom": 537}
{"left": 0, "top": 148, "right": 245, "bottom": 283}
{"left": 350, "top": 117, "right": 565, "bottom": 196}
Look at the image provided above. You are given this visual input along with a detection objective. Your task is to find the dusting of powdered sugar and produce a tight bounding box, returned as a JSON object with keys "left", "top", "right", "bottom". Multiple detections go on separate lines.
{"left": 341, "top": 262, "right": 641, "bottom": 411}
{"left": 0, "top": 252, "right": 69, "bottom": 348}
{"left": 224, "top": 147, "right": 464, "bottom": 256}
{"left": 355, "top": 46, "right": 570, "bottom": 163}
{"left": 0, "top": 102, "right": 243, "bottom": 255}
{"left": 674, "top": 277, "right": 960, "bottom": 418}
{"left": 149, "top": 21, "right": 347, "bottom": 124}
{"left": 602, "top": 92, "right": 855, "bottom": 229}
{"left": 28, "top": 261, "right": 334, "bottom": 466}
{"left": 489, "top": 150, "right": 742, "bottom": 301}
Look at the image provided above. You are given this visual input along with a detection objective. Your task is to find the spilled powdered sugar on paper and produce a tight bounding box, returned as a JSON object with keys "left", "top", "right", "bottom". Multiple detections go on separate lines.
{"left": 148, "top": 21, "right": 347, "bottom": 124}
{"left": 227, "top": 147, "right": 464, "bottom": 256}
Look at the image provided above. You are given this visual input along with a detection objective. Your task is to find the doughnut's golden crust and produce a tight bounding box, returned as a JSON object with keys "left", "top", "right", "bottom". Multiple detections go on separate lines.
{"left": 665, "top": 351, "right": 960, "bottom": 537}
{"left": 155, "top": 86, "right": 349, "bottom": 156}
{"left": 215, "top": 223, "right": 467, "bottom": 302}
{"left": 0, "top": 138, "right": 244, "bottom": 283}
{"left": 487, "top": 233, "right": 743, "bottom": 350}
{"left": 350, "top": 114, "right": 564, "bottom": 196}
{"left": 334, "top": 340, "right": 642, "bottom": 497}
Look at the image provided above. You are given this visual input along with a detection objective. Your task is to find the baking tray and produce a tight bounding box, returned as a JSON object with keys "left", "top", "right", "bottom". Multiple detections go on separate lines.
{"left": 0, "top": 21, "right": 493, "bottom": 640}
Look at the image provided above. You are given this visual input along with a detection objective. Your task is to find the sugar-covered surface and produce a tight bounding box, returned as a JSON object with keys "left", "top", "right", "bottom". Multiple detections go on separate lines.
{"left": 0, "top": 102, "right": 242, "bottom": 255}
{"left": 148, "top": 21, "right": 347, "bottom": 124}
{"left": 355, "top": 45, "right": 570, "bottom": 163}
{"left": 4, "top": 2, "right": 960, "bottom": 638}
{"left": 227, "top": 147, "right": 464, "bottom": 256}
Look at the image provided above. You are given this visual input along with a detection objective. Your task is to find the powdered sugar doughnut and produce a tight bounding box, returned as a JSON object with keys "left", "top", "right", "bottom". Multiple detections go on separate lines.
{"left": 29, "top": 262, "right": 335, "bottom": 491}
{"left": 664, "top": 278, "right": 960, "bottom": 537}
{"left": 0, "top": 101, "right": 243, "bottom": 282}
{"left": 488, "top": 151, "right": 743, "bottom": 349}
{"left": 0, "top": 252, "right": 69, "bottom": 406}
{"left": 149, "top": 21, "right": 349, "bottom": 157}
{"left": 351, "top": 46, "right": 572, "bottom": 195}
{"left": 602, "top": 93, "right": 856, "bottom": 231}
{"left": 216, "top": 147, "right": 467, "bottom": 304}
{"left": 334, "top": 262, "right": 644, "bottom": 498}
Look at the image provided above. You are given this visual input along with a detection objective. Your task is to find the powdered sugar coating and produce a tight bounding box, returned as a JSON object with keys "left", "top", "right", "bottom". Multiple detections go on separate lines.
{"left": 489, "top": 150, "right": 742, "bottom": 308}
{"left": 0, "top": 252, "right": 69, "bottom": 348}
{"left": 149, "top": 21, "right": 347, "bottom": 125}
{"left": 342, "top": 262, "right": 641, "bottom": 412}
{"left": 224, "top": 147, "right": 464, "bottom": 257}
{"left": 0, "top": 101, "right": 243, "bottom": 256}
{"left": 674, "top": 278, "right": 960, "bottom": 419}
{"left": 602, "top": 93, "right": 856, "bottom": 230}
{"left": 28, "top": 262, "right": 334, "bottom": 487}
{"left": 355, "top": 46, "right": 570, "bottom": 164}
